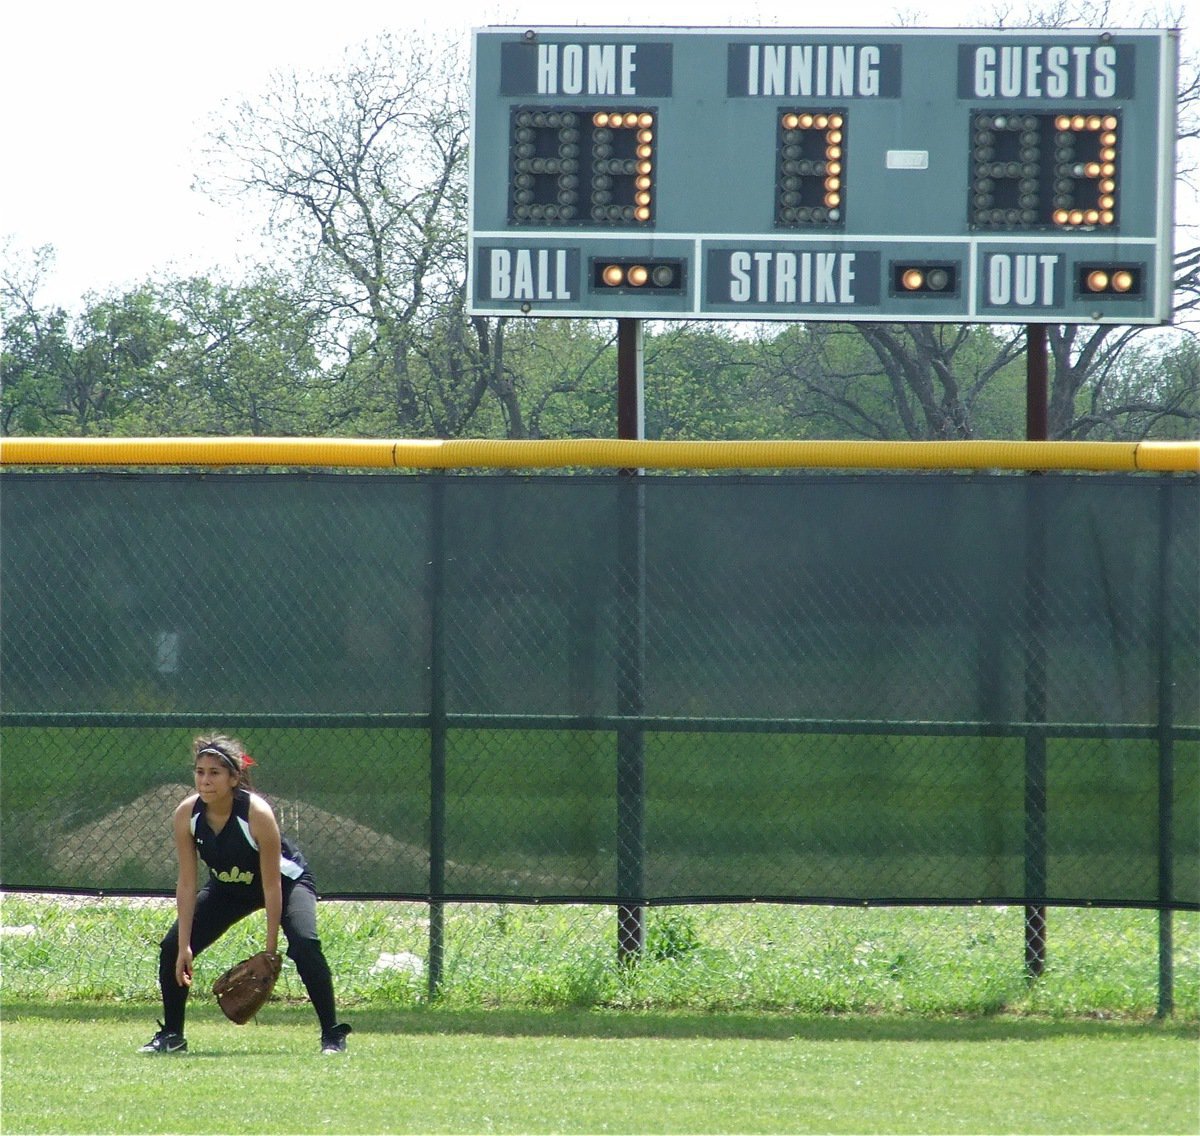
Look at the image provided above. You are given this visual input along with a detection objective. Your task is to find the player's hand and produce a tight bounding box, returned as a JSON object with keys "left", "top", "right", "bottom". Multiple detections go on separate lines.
{"left": 175, "top": 948, "right": 194, "bottom": 987}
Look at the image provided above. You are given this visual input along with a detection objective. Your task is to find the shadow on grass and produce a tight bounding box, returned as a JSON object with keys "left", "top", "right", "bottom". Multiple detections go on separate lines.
{"left": 4, "top": 1001, "right": 1197, "bottom": 1042}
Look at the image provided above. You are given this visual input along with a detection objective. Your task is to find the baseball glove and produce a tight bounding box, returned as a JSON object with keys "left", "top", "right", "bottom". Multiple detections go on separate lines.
{"left": 212, "top": 951, "right": 282, "bottom": 1024}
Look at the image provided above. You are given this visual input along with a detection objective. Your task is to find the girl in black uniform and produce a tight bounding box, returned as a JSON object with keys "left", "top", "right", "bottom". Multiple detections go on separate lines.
{"left": 140, "top": 734, "right": 351, "bottom": 1055}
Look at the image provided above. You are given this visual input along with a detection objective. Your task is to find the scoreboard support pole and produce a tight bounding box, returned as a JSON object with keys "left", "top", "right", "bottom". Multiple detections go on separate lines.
{"left": 1024, "top": 323, "right": 1049, "bottom": 981}
{"left": 616, "top": 318, "right": 648, "bottom": 963}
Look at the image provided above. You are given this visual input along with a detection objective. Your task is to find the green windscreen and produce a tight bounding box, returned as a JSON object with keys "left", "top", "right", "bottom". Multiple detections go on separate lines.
{"left": 1, "top": 472, "right": 1195, "bottom": 906}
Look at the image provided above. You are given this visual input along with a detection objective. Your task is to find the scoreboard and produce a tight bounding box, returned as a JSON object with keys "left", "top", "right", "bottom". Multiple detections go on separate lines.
{"left": 467, "top": 26, "right": 1177, "bottom": 324}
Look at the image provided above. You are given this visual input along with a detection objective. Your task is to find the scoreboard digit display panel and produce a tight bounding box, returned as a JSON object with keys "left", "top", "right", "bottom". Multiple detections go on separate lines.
{"left": 468, "top": 26, "right": 1177, "bottom": 324}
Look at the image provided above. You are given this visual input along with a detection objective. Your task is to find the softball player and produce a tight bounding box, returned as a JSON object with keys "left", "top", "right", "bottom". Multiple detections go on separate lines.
{"left": 139, "top": 734, "right": 351, "bottom": 1055}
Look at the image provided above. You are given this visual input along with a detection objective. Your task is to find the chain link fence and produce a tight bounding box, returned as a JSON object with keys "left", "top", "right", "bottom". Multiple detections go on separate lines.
{"left": 1, "top": 470, "right": 1196, "bottom": 1014}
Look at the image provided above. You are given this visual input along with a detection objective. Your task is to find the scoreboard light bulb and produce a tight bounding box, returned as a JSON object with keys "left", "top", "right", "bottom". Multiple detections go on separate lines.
{"left": 637, "top": 129, "right": 653, "bottom": 143}
{"left": 894, "top": 262, "right": 956, "bottom": 294}
{"left": 1069, "top": 210, "right": 1084, "bottom": 225}
{"left": 635, "top": 175, "right": 652, "bottom": 190}
{"left": 1085, "top": 209, "right": 1100, "bottom": 224}
{"left": 1101, "top": 131, "right": 1117, "bottom": 146}
{"left": 638, "top": 113, "right": 654, "bottom": 127}
{"left": 1086, "top": 115, "right": 1102, "bottom": 130}
{"left": 1078, "top": 264, "right": 1140, "bottom": 296}
{"left": 592, "top": 257, "right": 684, "bottom": 292}
{"left": 637, "top": 160, "right": 653, "bottom": 175}
{"left": 592, "top": 112, "right": 609, "bottom": 127}
{"left": 1084, "top": 162, "right": 1101, "bottom": 178}
{"left": 601, "top": 264, "right": 625, "bottom": 286}
{"left": 634, "top": 206, "right": 651, "bottom": 221}
{"left": 1071, "top": 115, "right": 1086, "bottom": 130}
{"left": 635, "top": 190, "right": 651, "bottom": 206}
{"left": 637, "top": 144, "right": 653, "bottom": 159}
{"left": 1055, "top": 115, "right": 1071, "bottom": 131}
{"left": 1100, "top": 210, "right": 1115, "bottom": 224}
{"left": 776, "top": 109, "right": 849, "bottom": 230}
{"left": 1103, "top": 115, "right": 1118, "bottom": 130}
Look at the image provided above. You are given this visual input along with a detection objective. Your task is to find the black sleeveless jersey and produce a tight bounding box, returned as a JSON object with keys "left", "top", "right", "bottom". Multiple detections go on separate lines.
{"left": 190, "top": 788, "right": 309, "bottom": 890}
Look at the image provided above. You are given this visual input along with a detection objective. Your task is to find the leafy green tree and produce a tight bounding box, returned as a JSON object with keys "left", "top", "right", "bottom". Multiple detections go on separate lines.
{"left": 2, "top": 252, "right": 186, "bottom": 436}
{"left": 137, "top": 275, "right": 329, "bottom": 435}
{"left": 1, "top": 243, "right": 77, "bottom": 435}
{"left": 639, "top": 324, "right": 775, "bottom": 440}
{"left": 492, "top": 319, "right": 623, "bottom": 439}
{"left": 66, "top": 290, "right": 186, "bottom": 433}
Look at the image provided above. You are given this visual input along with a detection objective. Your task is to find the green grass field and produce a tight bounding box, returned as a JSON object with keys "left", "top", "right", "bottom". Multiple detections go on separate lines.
{"left": 2, "top": 1004, "right": 1197, "bottom": 1134}
{"left": 2, "top": 893, "right": 1198, "bottom": 1134}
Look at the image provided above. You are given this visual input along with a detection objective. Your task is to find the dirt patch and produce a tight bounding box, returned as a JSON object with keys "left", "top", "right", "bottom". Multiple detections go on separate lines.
{"left": 51, "top": 786, "right": 591, "bottom": 892}
{"left": 51, "top": 784, "right": 424, "bottom": 886}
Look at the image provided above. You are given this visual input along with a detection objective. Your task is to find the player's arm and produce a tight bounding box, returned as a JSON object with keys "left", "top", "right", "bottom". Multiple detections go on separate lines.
{"left": 172, "top": 796, "right": 200, "bottom": 987}
{"left": 249, "top": 794, "right": 283, "bottom": 956}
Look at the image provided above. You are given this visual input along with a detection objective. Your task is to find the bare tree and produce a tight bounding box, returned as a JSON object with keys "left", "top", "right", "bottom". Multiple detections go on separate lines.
{"left": 202, "top": 32, "right": 509, "bottom": 437}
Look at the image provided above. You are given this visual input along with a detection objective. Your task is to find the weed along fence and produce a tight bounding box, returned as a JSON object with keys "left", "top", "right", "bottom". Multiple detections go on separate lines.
{"left": 1, "top": 437, "right": 1197, "bottom": 1015}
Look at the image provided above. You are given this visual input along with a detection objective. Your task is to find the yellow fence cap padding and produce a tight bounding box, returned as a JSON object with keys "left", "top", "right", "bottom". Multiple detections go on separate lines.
{"left": 2, "top": 436, "right": 1198, "bottom": 473}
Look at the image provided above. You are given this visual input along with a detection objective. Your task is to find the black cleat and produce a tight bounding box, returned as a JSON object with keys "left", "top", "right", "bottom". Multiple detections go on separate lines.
{"left": 139, "top": 1023, "right": 187, "bottom": 1054}
{"left": 320, "top": 1023, "right": 352, "bottom": 1055}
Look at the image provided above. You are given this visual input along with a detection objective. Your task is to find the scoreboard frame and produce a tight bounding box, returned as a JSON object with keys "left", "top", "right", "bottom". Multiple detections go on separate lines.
{"left": 467, "top": 26, "right": 1178, "bottom": 325}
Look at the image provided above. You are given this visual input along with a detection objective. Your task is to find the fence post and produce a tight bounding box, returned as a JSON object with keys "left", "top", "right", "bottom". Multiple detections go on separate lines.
{"left": 1024, "top": 323, "right": 1048, "bottom": 980}
{"left": 428, "top": 474, "right": 447, "bottom": 998}
{"left": 616, "top": 317, "right": 646, "bottom": 963}
{"left": 1156, "top": 481, "right": 1175, "bottom": 1017}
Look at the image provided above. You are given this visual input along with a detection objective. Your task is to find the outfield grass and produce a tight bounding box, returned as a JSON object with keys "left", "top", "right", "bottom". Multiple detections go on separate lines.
{"left": 3, "top": 896, "right": 1196, "bottom": 1020}
{"left": 1, "top": 1004, "right": 1196, "bottom": 1134}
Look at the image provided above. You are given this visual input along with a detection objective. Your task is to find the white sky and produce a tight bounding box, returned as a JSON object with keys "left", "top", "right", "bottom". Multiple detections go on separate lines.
{"left": 0, "top": 0, "right": 1190, "bottom": 311}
